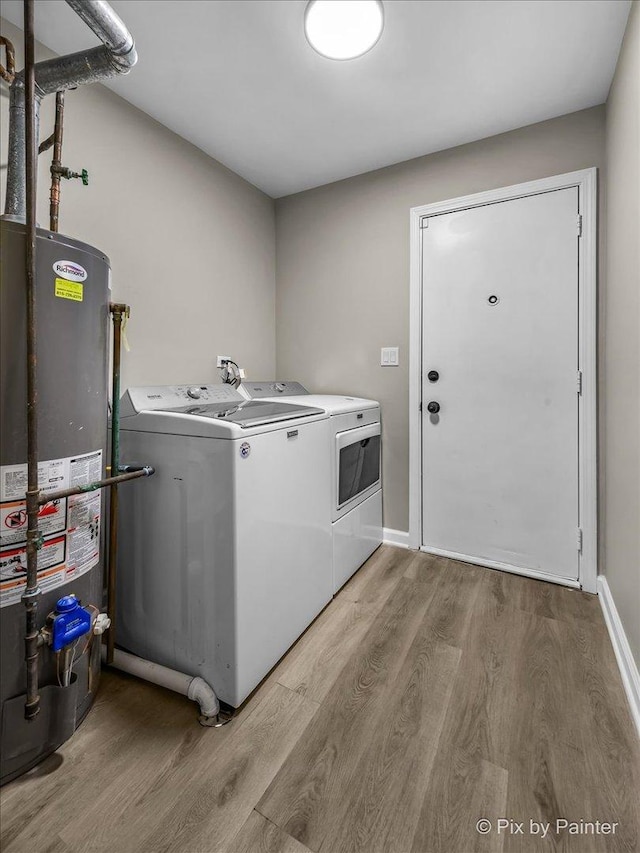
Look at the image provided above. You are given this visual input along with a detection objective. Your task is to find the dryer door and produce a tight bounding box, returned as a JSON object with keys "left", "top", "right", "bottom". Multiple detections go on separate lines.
{"left": 335, "top": 423, "right": 381, "bottom": 518}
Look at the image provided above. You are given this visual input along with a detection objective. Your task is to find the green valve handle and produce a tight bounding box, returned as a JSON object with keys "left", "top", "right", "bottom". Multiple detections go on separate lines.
{"left": 81, "top": 169, "right": 89, "bottom": 186}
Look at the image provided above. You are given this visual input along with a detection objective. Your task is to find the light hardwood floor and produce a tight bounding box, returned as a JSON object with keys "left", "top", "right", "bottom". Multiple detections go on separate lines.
{"left": 1, "top": 546, "right": 639, "bottom": 853}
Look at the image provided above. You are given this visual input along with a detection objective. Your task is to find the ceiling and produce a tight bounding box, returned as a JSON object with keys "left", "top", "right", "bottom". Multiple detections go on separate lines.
{"left": 0, "top": 0, "right": 631, "bottom": 198}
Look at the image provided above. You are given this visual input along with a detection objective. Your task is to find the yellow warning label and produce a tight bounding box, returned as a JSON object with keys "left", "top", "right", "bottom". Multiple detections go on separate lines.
{"left": 54, "top": 278, "right": 83, "bottom": 302}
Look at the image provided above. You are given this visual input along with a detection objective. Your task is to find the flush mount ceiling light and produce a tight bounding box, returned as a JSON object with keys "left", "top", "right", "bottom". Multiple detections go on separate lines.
{"left": 305, "top": 0, "right": 384, "bottom": 61}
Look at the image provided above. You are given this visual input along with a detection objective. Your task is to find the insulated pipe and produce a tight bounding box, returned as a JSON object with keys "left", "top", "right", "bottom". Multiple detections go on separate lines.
{"left": 22, "top": 0, "right": 40, "bottom": 722}
{"left": 100, "top": 647, "right": 226, "bottom": 725}
{"left": 3, "top": 0, "right": 137, "bottom": 220}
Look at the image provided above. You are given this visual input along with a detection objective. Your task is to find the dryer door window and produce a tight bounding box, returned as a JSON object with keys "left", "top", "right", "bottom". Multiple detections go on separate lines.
{"left": 337, "top": 424, "right": 381, "bottom": 509}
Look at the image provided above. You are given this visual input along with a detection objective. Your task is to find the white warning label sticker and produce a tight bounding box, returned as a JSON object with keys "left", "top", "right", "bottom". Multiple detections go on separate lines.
{"left": 0, "top": 498, "right": 67, "bottom": 547}
{"left": 0, "top": 449, "right": 103, "bottom": 607}
{"left": 68, "top": 491, "right": 101, "bottom": 576}
{"left": 69, "top": 450, "right": 102, "bottom": 488}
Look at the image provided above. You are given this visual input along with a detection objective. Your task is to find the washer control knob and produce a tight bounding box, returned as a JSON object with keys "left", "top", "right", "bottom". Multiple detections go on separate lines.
{"left": 187, "top": 386, "right": 201, "bottom": 399}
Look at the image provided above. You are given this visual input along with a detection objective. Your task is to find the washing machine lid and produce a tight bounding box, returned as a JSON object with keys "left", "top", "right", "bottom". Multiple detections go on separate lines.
{"left": 120, "top": 384, "right": 326, "bottom": 432}
{"left": 158, "top": 399, "right": 324, "bottom": 428}
{"left": 239, "top": 381, "right": 379, "bottom": 415}
{"left": 289, "top": 395, "right": 379, "bottom": 414}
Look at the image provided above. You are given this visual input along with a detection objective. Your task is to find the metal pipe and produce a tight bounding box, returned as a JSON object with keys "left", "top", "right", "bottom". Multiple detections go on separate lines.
{"left": 0, "top": 35, "right": 16, "bottom": 83}
{"left": 22, "top": 0, "right": 41, "bottom": 723}
{"left": 38, "top": 467, "right": 154, "bottom": 505}
{"left": 107, "top": 303, "right": 126, "bottom": 665}
{"left": 4, "top": 86, "right": 40, "bottom": 221}
{"left": 3, "top": 1, "right": 137, "bottom": 220}
{"left": 65, "top": 0, "right": 136, "bottom": 58}
{"left": 38, "top": 132, "right": 55, "bottom": 155}
{"left": 29, "top": 43, "right": 137, "bottom": 95}
{"left": 48, "top": 92, "right": 65, "bottom": 232}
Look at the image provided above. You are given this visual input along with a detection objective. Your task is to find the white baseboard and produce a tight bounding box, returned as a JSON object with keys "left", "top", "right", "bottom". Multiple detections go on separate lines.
{"left": 598, "top": 576, "right": 640, "bottom": 739}
{"left": 382, "top": 528, "right": 410, "bottom": 549}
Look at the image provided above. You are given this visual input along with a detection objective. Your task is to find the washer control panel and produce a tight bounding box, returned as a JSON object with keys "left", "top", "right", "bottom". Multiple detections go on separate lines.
{"left": 121, "top": 384, "right": 243, "bottom": 416}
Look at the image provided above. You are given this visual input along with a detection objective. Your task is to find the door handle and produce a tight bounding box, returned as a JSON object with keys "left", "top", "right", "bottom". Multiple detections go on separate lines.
{"left": 427, "top": 370, "right": 439, "bottom": 382}
{"left": 427, "top": 401, "right": 440, "bottom": 414}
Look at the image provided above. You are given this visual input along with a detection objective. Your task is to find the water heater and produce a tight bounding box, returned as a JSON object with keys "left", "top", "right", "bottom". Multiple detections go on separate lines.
{"left": 0, "top": 220, "right": 110, "bottom": 783}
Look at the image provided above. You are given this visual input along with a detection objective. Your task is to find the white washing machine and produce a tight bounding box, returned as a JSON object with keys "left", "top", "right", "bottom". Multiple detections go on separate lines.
{"left": 239, "top": 382, "right": 383, "bottom": 592}
{"left": 117, "top": 383, "right": 332, "bottom": 708}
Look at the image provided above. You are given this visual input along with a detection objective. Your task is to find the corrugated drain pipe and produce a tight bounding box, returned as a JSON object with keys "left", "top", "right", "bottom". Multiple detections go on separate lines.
{"left": 16, "top": 0, "right": 138, "bottom": 722}
{"left": 4, "top": 0, "right": 138, "bottom": 221}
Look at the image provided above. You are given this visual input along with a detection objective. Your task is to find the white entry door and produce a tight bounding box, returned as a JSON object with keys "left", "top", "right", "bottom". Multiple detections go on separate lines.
{"left": 421, "top": 188, "right": 580, "bottom": 583}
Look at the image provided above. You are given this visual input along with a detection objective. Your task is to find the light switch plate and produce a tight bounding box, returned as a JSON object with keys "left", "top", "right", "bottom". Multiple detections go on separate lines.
{"left": 381, "top": 347, "right": 399, "bottom": 366}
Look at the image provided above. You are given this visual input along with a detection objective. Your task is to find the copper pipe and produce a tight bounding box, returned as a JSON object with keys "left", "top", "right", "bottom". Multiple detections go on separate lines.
{"left": 48, "top": 91, "right": 65, "bottom": 232}
{"left": 38, "top": 467, "right": 154, "bottom": 505}
{"left": 22, "top": 0, "right": 41, "bottom": 723}
{"left": 0, "top": 35, "right": 16, "bottom": 83}
{"left": 38, "top": 132, "right": 55, "bottom": 155}
{"left": 107, "top": 303, "right": 127, "bottom": 665}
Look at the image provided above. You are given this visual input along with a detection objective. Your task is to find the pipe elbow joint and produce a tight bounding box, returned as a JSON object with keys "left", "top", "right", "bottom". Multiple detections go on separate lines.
{"left": 64, "top": 0, "right": 138, "bottom": 71}
{"left": 108, "top": 41, "right": 138, "bottom": 74}
{"left": 187, "top": 677, "right": 220, "bottom": 719}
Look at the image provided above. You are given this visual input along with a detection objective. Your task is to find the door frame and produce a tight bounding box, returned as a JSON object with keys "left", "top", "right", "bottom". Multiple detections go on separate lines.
{"left": 408, "top": 168, "right": 598, "bottom": 593}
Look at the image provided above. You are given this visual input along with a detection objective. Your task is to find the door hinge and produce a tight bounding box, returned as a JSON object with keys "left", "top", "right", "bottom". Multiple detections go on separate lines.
{"left": 577, "top": 215, "right": 582, "bottom": 237}
{"left": 577, "top": 370, "right": 583, "bottom": 394}
{"left": 577, "top": 528, "right": 583, "bottom": 552}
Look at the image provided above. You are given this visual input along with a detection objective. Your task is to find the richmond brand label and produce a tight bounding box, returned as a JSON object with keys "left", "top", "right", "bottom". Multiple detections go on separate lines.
{"left": 52, "top": 260, "right": 88, "bottom": 282}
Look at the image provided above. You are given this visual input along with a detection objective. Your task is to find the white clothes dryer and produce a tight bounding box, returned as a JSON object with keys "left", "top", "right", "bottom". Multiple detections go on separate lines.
{"left": 238, "top": 381, "right": 383, "bottom": 592}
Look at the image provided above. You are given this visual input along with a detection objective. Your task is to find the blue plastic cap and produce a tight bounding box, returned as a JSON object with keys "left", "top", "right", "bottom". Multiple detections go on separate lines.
{"left": 56, "top": 595, "right": 79, "bottom": 613}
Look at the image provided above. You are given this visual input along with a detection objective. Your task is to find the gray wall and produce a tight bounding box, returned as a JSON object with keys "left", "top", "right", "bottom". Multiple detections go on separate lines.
{"left": 275, "top": 107, "right": 606, "bottom": 532}
{"left": 0, "top": 17, "right": 276, "bottom": 392}
{"left": 603, "top": 1, "right": 640, "bottom": 663}
{"left": 4, "top": 14, "right": 635, "bottom": 667}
